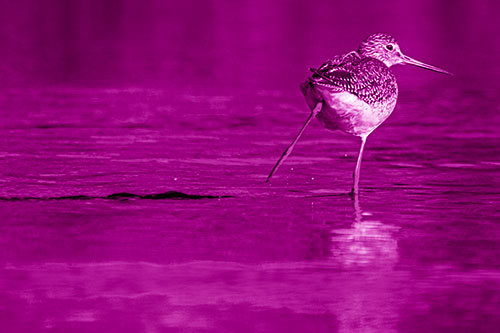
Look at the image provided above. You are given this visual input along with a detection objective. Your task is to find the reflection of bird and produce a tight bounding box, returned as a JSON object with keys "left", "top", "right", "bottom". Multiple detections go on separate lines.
{"left": 266, "top": 33, "right": 451, "bottom": 193}
{"left": 330, "top": 193, "right": 400, "bottom": 268}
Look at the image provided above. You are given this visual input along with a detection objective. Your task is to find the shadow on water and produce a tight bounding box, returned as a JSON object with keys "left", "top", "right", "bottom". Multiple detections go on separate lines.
{"left": 0, "top": 191, "right": 233, "bottom": 201}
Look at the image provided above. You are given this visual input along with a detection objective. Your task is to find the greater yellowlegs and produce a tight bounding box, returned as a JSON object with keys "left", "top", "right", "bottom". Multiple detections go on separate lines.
{"left": 266, "top": 33, "right": 451, "bottom": 193}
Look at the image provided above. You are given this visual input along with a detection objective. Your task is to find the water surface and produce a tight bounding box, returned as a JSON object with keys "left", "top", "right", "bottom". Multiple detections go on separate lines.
{"left": 0, "top": 1, "right": 500, "bottom": 332}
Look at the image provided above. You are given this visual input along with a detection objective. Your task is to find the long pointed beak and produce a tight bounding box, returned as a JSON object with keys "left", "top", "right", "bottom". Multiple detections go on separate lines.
{"left": 401, "top": 54, "right": 453, "bottom": 76}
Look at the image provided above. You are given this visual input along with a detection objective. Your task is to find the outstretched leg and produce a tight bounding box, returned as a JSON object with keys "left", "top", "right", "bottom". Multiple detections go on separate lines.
{"left": 351, "top": 134, "right": 368, "bottom": 194}
{"left": 266, "top": 102, "right": 322, "bottom": 182}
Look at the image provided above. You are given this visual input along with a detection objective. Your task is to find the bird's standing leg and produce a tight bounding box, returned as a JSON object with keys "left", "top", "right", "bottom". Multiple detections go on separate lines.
{"left": 351, "top": 134, "right": 368, "bottom": 195}
{"left": 266, "top": 102, "right": 322, "bottom": 182}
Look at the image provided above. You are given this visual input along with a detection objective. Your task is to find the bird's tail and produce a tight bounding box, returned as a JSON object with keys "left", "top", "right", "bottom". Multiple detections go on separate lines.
{"left": 299, "top": 79, "right": 310, "bottom": 96}
{"left": 300, "top": 79, "right": 323, "bottom": 112}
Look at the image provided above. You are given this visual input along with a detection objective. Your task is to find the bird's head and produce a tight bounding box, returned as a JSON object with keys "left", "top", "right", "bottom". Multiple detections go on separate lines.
{"left": 358, "top": 33, "right": 452, "bottom": 75}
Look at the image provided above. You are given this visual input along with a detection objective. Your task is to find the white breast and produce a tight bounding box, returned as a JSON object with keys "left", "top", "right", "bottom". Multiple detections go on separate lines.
{"left": 319, "top": 91, "right": 387, "bottom": 136}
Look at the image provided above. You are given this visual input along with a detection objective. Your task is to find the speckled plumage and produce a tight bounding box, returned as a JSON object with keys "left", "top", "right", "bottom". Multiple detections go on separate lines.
{"left": 311, "top": 53, "right": 397, "bottom": 106}
{"left": 301, "top": 50, "right": 398, "bottom": 136}
{"left": 266, "top": 33, "right": 451, "bottom": 192}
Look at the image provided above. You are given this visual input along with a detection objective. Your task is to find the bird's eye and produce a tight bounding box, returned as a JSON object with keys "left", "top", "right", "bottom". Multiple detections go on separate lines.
{"left": 386, "top": 44, "right": 394, "bottom": 51}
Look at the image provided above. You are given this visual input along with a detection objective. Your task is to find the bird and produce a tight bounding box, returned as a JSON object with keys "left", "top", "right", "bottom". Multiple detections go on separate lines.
{"left": 265, "top": 33, "right": 451, "bottom": 194}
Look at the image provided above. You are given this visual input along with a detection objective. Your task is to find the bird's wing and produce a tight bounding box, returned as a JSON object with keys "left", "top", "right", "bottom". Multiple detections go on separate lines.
{"left": 309, "top": 53, "right": 397, "bottom": 105}
{"left": 309, "top": 52, "right": 359, "bottom": 93}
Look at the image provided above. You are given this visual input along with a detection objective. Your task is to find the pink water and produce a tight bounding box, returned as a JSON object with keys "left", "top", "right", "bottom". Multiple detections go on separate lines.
{"left": 1, "top": 1, "right": 500, "bottom": 332}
